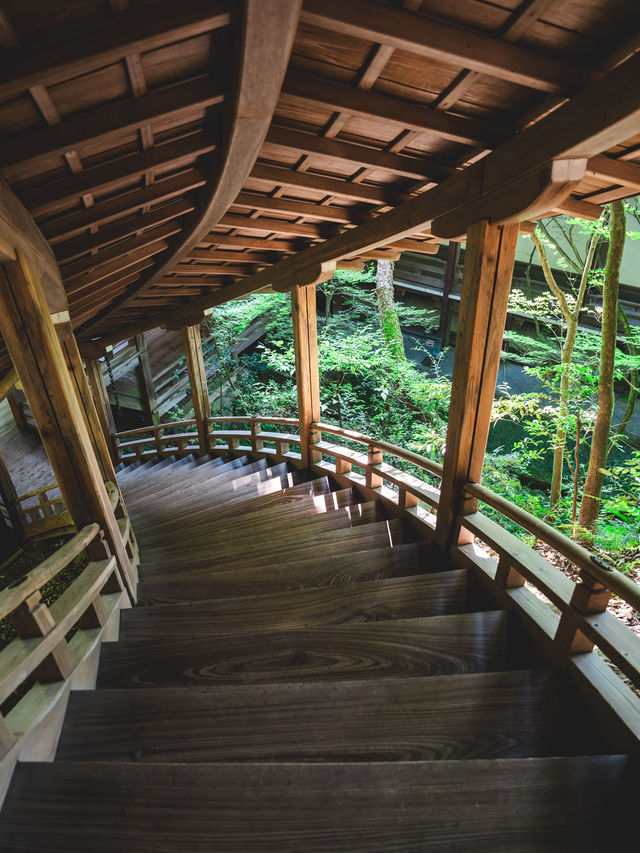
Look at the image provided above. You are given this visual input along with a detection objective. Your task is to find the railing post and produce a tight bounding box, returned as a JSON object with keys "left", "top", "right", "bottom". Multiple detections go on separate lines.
{"left": 0, "top": 252, "right": 136, "bottom": 602}
{"left": 291, "top": 284, "right": 321, "bottom": 468}
{"left": 435, "top": 221, "right": 519, "bottom": 557}
{"left": 135, "top": 334, "right": 160, "bottom": 426}
{"left": 366, "top": 445, "right": 384, "bottom": 490}
{"left": 251, "top": 421, "right": 264, "bottom": 453}
{"left": 85, "top": 358, "right": 120, "bottom": 466}
{"left": 182, "top": 324, "right": 211, "bottom": 455}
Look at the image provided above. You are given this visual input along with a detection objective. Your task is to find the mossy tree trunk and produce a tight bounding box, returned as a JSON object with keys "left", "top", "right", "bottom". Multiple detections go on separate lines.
{"left": 578, "top": 200, "right": 626, "bottom": 534}
{"left": 375, "top": 260, "right": 405, "bottom": 360}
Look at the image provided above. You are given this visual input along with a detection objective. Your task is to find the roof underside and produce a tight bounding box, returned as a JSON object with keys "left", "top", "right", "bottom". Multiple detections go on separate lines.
{"left": 1, "top": 0, "right": 640, "bottom": 374}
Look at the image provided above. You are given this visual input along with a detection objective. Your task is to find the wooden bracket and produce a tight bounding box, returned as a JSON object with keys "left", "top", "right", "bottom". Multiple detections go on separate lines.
{"left": 431, "top": 158, "right": 587, "bottom": 239}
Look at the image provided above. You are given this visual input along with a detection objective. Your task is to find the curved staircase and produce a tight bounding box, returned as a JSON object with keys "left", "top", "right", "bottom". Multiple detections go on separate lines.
{"left": 0, "top": 453, "right": 637, "bottom": 850}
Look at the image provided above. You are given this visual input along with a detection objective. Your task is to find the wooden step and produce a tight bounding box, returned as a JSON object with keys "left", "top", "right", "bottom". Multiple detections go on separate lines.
{"left": 57, "top": 669, "right": 614, "bottom": 764}
{"left": 2, "top": 757, "right": 634, "bottom": 851}
{"left": 137, "top": 501, "right": 383, "bottom": 560}
{"left": 97, "top": 611, "right": 511, "bottom": 688}
{"left": 121, "top": 455, "right": 260, "bottom": 502}
{"left": 142, "top": 517, "right": 416, "bottom": 575}
{"left": 137, "top": 542, "right": 436, "bottom": 604}
{"left": 132, "top": 482, "right": 370, "bottom": 543}
{"left": 119, "top": 572, "right": 478, "bottom": 640}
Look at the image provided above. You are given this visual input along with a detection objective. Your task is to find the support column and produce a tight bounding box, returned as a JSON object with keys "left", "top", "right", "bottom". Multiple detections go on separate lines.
{"left": 291, "top": 284, "right": 321, "bottom": 468}
{"left": 0, "top": 451, "right": 22, "bottom": 536}
{"left": 57, "top": 323, "right": 118, "bottom": 486}
{"left": 134, "top": 334, "right": 159, "bottom": 425}
{"left": 0, "top": 253, "right": 135, "bottom": 601}
{"left": 182, "top": 324, "right": 211, "bottom": 454}
{"left": 435, "top": 221, "right": 519, "bottom": 556}
{"left": 85, "top": 357, "right": 120, "bottom": 467}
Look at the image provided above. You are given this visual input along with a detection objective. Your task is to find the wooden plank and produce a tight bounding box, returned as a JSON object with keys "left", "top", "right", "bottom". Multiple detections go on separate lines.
{"left": 435, "top": 221, "right": 519, "bottom": 553}
{"left": 0, "top": 756, "right": 633, "bottom": 851}
{"left": 249, "top": 164, "right": 402, "bottom": 205}
{"left": 301, "top": 0, "right": 596, "bottom": 94}
{"left": 264, "top": 125, "right": 455, "bottom": 182}
{"left": 0, "top": 1, "right": 231, "bottom": 101}
{"left": 181, "top": 324, "right": 211, "bottom": 452}
{"left": 282, "top": 71, "right": 505, "bottom": 148}
{"left": 54, "top": 199, "right": 195, "bottom": 264}
{"left": 42, "top": 170, "right": 205, "bottom": 243}
{"left": 291, "top": 284, "right": 321, "bottom": 468}
{"left": 58, "top": 668, "right": 600, "bottom": 763}
{"left": 97, "top": 611, "right": 509, "bottom": 688}
{"left": 23, "top": 132, "right": 215, "bottom": 219}
{"left": 0, "top": 77, "right": 224, "bottom": 170}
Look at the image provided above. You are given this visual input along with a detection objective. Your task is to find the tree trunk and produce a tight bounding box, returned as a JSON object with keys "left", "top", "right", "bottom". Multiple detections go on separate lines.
{"left": 615, "top": 303, "right": 638, "bottom": 439}
{"left": 532, "top": 229, "right": 599, "bottom": 505}
{"left": 578, "top": 200, "right": 626, "bottom": 533}
{"left": 375, "top": 260, "right": 404, "bottom": 360}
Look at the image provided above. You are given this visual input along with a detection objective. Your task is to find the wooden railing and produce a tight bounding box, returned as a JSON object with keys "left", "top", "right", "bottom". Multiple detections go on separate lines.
{"left": 311, "top": 421, "right": 640, "bottom": 702}
{"left": 116, "top": 419, "right": 201, "bottom": 460}
{"left": 16, "top": 483, "right": 74, "bottom": 540}
{"left": 0, "top": 523, "right": 127, "bottom": 804}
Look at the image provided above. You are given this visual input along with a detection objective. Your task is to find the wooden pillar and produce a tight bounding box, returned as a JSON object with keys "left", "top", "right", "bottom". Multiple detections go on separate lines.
{"left": 435, "top": 221, "right": 519, "bottom": 556}
{"left": 0, "top": 253, "right": 135, "bottom": 601}
{"left": 0, "top": 450, "right": 22, "bottom": 536}
{"left": 182, "top": 324, "right": 211, "bottom": 454}
{"left": 439, "top": 241, "right": 459, "bottom": 347}
{"left": 57, "top": 324, "right": 118, "bottom": 486}
{"left": 291, "top": 284, "right": 321, "bottom": 468}
{"left": 134, "top": 334, "right": 159, "bottom": 425}
{"left": 85, "top": 357, "right": 120, "bottom": 467}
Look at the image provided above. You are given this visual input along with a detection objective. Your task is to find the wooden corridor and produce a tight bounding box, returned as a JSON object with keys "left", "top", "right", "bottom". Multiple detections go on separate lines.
{"left": 0, "top": 453, "right": 636, "bottom": 851}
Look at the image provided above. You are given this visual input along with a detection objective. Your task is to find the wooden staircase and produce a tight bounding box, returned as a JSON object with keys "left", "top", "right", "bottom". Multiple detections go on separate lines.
{"left": 0, "top": 453, "right": 637, "bottom": 850}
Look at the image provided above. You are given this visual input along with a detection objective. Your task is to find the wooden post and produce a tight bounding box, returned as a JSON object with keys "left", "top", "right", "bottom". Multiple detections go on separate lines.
{"left": 57, "top": 323, "right": 119, "bottom": 486}
{"left": 85, "top": 357, "right": 120, "bottom": 466}
{"left": 181, "top": 324, "right": 211, "bottom": 454}
{"left": 435, "top": 221, "right": 519, "bottom": 556}
{"left": 439, "top": 241, "right": 459, "bottom": 348}
{"left": 134, "top": 334, "right": 159, "bottom": 425}
{"left": 0, "top": 253, "right": 135, "bottom": 602}
{"left": 0, "top": 450, "right": 22, "bottom": 536}
{"left": 291, "top": 284, "right": 321, "bottom": 468}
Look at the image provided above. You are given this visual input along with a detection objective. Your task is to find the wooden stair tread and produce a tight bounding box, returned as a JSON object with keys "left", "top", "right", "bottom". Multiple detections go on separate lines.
{"left": 2, "top": 757, "right": 634, "bottom": 852}
{"left": 141, "top": 517, "right": 416, "bottom": 575}
{"left": 57, "top": 669, "right": 614, "bottom": 763}
{"left": 137, "top": 542, "right": 435, "bottom": 604}
{"left": 97, "top": 611, "right": 510, "bottom": 688}
{"left": 119, "top": 572, "right": 478, "bottom": 640}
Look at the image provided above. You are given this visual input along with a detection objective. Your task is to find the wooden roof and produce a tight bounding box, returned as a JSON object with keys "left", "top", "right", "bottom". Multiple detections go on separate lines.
{"left": 1, "top": 0, "right": 640, "bottom": 371}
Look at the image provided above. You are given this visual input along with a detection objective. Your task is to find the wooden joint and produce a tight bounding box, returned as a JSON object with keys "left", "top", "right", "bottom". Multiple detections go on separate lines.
{"left": 398, "top": 488, "right": 420, "bottom": 510}
{"left": 77, "top": 594, "right": 108, "bottom": 629}
{"left": 570, "top": 582, "right": 611, "bottom": 615}
{"left": 276, "top": 440, "right": 289, "bottom": 456}
{"left": 495, "top": 553, "right": 526, "bottom": 589}
{"left": 335, "top": 458, "right": 352, "bottom": 475}
{"left": 251, "top": 422, "right": 264, "bottom": 451}
{"left": 554, "top": 613, "right": 595, "bottom": 656}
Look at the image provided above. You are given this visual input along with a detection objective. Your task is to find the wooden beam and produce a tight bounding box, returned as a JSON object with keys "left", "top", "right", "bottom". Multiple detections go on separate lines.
{"left": 42, "top": 170, "right": 205, "bottom": 243}
{"left": 66, "top": 240, "right": 170, "bottom": 296}
{"left": 55, "top": 199, "right": 194, "bottom": 264}
{"left": 63, "top": 223, "right": 181, "bottom": 280}
{"left": 250, "top": 164, "right": 405, "bottom": 206}
{"left": 0, "top": 77, "right": 224, "bottom": 170}
{"left": 135, "top": 335, "right": 159, "bottom": 425}
{"left": 434, "top": 221, "right": 519, "bottom": 554}
{"left": 57, "top": 324, "right": 119, "bottom": 485}
{"left": 291, "top": 284, "right": 321, "bottom": 468}
{"left": 264, "top": 126, "right": 456, "bottom": 182}
{"left": 282, "top": 72, "right": 505, "bottom": 148}
{"left": 182, "top": 324, "right": 211, "bottom": 452}
{"left": 233, "top": 192, "right": 357, "bottom": 224}
{"left": 301, "top": 0, "right": 596, "bottom": 94}
{"left": 85, "top": 358, "right": 120, "bottom": 468}
{"left": 22, "top": 131, "right": 215, "bottom": 218}
{"left": 586, "top": 154, "right": 640, "bottom": 188}
{"left": 0, "top": 253, "right": 135, "bottom": 600}
{"left": 0, "top": 0, "right": 232, "bottom": 101}
{"left": 110, "top": 0, "right": 302, "bottom": 312}
{"left": 200, "top": 234, "right": 298, "bottom": 252}
{"left": 218, "top": 214, "right": 324, "bottom": 238}
{"left": 0, "top": 449, "right": 21, "bottom": 535}
{"left": 0, "top": 367, "right": 17, "bottom": 401}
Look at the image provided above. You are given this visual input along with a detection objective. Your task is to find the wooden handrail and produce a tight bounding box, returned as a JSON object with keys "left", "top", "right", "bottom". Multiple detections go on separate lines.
{"left": 465, "top": 480, "right": 640, "bottom": 612}
{"left": 115, "top": 419, "right": 196, "bottom": 439}
{"left": 207, "top": 415, "right": 300, "bottom": 427}
{"left": 313, "top": 421, "right": 444, "bottom": 478}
